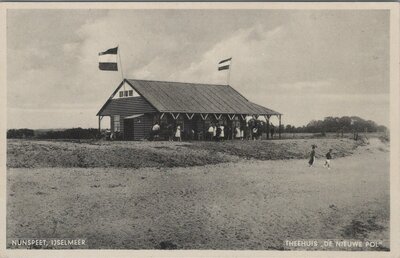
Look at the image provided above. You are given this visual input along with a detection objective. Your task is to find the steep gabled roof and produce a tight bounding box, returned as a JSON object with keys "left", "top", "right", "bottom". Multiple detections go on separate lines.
{"left": 121, "top": 79, "right": 281, "bottom": 115}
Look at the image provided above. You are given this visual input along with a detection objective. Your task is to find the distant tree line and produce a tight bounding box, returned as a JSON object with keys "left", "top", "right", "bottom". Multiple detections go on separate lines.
{"left": 7, "top": 128, "right": 35, "bottom": 139}
{"left": 37, "top": 128, "right": 101, "bottom": 139}
{"left": 282, "top": 116, "right": 387, "bottom": 134}
{"left": 7, "top": 128, "right": 100, "bottom": 139}
{"left": 7, "top": 116, "right": 387, "bottom": 139}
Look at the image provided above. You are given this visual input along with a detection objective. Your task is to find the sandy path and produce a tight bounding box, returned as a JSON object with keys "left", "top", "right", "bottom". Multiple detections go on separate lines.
{"left": 7, "top": 139, "right": 389, "bottom": 250}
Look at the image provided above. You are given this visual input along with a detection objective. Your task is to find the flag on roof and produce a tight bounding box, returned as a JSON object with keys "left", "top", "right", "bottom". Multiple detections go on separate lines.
{"left": 218, "top": 57, "right": 232, "bottom": 71}
{"left": 98, "top": 47, "right": 118, "bottom": 71}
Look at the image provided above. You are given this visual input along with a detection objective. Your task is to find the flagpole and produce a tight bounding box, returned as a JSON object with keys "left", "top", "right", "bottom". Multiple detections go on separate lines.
{"left": 227, "top": 58, "right": 233, "bottom": 85}
{"left": 117, "top": 44, "right": 126, "bottom": 92}
{"left": 118, "top": 44, "right": 124, "bottom": 81}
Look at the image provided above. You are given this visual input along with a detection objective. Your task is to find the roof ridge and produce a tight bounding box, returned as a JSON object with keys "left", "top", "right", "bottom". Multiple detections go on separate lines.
{"left": 126, "top": 78, "right": 229, "bottom": 87}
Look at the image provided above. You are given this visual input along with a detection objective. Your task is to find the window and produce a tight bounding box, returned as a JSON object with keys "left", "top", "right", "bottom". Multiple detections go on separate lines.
{"left": 114, "top": 115, "right": 120, "bottom": 132}
{"left": 117, "top": 89, "right": 135, "bottom": 98}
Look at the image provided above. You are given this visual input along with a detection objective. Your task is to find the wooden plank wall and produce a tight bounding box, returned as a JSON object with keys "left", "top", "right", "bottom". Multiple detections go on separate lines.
{"left": 100, "top": 96, "right": 157, "bottom": 136}
{"left": 133, "top": 114, "right": 153, "bottom": 140}
{"left": 100, "top": 96, "right": 156, "bottom": 116}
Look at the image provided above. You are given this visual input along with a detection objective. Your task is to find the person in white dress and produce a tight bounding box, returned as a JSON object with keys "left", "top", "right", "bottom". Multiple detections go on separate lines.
{"left": 152, "top": 123, "right": 160, "bottom": 141}
{"left": 208, "top": 124, "right": 214, "bottom": 141}
{"left": 220, "top": 125, "right": 225, "bottom": 140}
{"left": 175, "top": 125, "right": 181, "bottom": 142}
{"left": 235, "top": 127, "right": 241, "bottom": 139}
{"left": 213, "top": 125, "right": 217, "bottom": 139}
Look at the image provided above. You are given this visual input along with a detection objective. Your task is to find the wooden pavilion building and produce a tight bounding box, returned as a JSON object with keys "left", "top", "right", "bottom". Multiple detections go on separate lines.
{"left": 97, "top": 79, "right": 282, "bottom": 140}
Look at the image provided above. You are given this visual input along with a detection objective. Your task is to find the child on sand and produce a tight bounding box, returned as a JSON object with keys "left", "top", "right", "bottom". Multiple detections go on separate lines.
{"left": 309, "top": 145, "right": 317, "bottom": 167}
{"left": 324, "top": 149, "right": 333, "bottom": 169}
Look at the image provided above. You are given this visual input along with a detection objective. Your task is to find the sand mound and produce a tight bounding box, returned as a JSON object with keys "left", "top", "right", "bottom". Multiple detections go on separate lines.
{"left": 7, "top": 138, "right": 361, "bottom": 169}
{"left": 6, "top": 140, "right": 237, "bottom": 168}
{"left": 355, "top": 137, "right": 389, "bottom": 154}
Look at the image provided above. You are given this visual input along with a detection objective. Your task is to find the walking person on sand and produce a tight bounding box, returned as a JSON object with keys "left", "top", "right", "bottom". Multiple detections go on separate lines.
{"left": 324, "top": 149, "right": 333, "bottom": 169}
{"left": 308, "top": 144, "right": 317, "bottom": 167}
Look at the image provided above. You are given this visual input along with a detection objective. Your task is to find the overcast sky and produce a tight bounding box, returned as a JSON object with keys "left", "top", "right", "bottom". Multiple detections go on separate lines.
{"left": 7, "top": 9, "right": 389, "bottom": 129}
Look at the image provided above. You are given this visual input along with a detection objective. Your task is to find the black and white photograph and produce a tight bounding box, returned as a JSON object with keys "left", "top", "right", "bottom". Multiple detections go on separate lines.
{"left": 1, "top": 3, "right": 399, "bottom": 257}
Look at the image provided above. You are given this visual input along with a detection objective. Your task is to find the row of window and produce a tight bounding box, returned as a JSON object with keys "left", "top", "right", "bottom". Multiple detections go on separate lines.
{"left": 119, "top": 90, "right": 134, "bottom": 97}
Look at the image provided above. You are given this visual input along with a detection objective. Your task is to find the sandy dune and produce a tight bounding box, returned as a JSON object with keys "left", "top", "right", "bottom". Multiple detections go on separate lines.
{"left": 7, "top": 138, "right": 389, "bottom": 250}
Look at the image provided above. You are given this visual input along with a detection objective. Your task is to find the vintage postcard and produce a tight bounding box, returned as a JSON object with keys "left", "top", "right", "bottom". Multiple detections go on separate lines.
{"left": 0, "top": 2, "right": 399, "bottom": 258}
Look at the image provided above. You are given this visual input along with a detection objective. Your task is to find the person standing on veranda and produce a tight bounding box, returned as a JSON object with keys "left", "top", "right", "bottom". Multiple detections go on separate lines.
{"left": 235, "top": 126, "right": 241, "bottom": 140}
{"left": 208, "top": 124, "right": 214, "bottom": 141}
{"left": 220, "top": 125, "right": 225, "bottom": 141}
{"left": 175, "top": 125, "right": 182, "bottom": 142}
{"left": 152, "top": 122, "right": 160, "bottom": 141}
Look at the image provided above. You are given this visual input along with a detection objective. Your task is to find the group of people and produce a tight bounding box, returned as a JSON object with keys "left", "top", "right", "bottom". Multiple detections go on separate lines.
{"left": 151, "top": 122, "right": 185, "bottom": 141}
{"left": 150, "top": 120, "right": 276, "bottom": 142}
{"left": 206, "top": 121, "right": 274, "bottom": 141}
{"left": 152, "top": 122, "right": 235, "bottom": 142}
{"left": 104, "top": 129, "right": 120, "bottom": 140}
{"left": 308, "top": 144, "right": 333, "bottom": 169}
{"left": 207, "top": 124, "right": 245, "bottom": 141}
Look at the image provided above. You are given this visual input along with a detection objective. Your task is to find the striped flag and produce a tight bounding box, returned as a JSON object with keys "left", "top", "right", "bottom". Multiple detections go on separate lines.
{"left": 218, "top": 57, "right": 232, "bottom": 71}
{"left": 98, "top": 47, "right": 118, "bottom": 71}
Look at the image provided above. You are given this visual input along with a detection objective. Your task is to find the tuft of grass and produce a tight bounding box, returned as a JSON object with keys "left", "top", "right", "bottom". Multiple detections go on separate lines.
{"left": 158, "top": 241, "right": 178, "bottom": 249}
{"left": 341, "top": 217, "right": 385, "bottom": 239}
